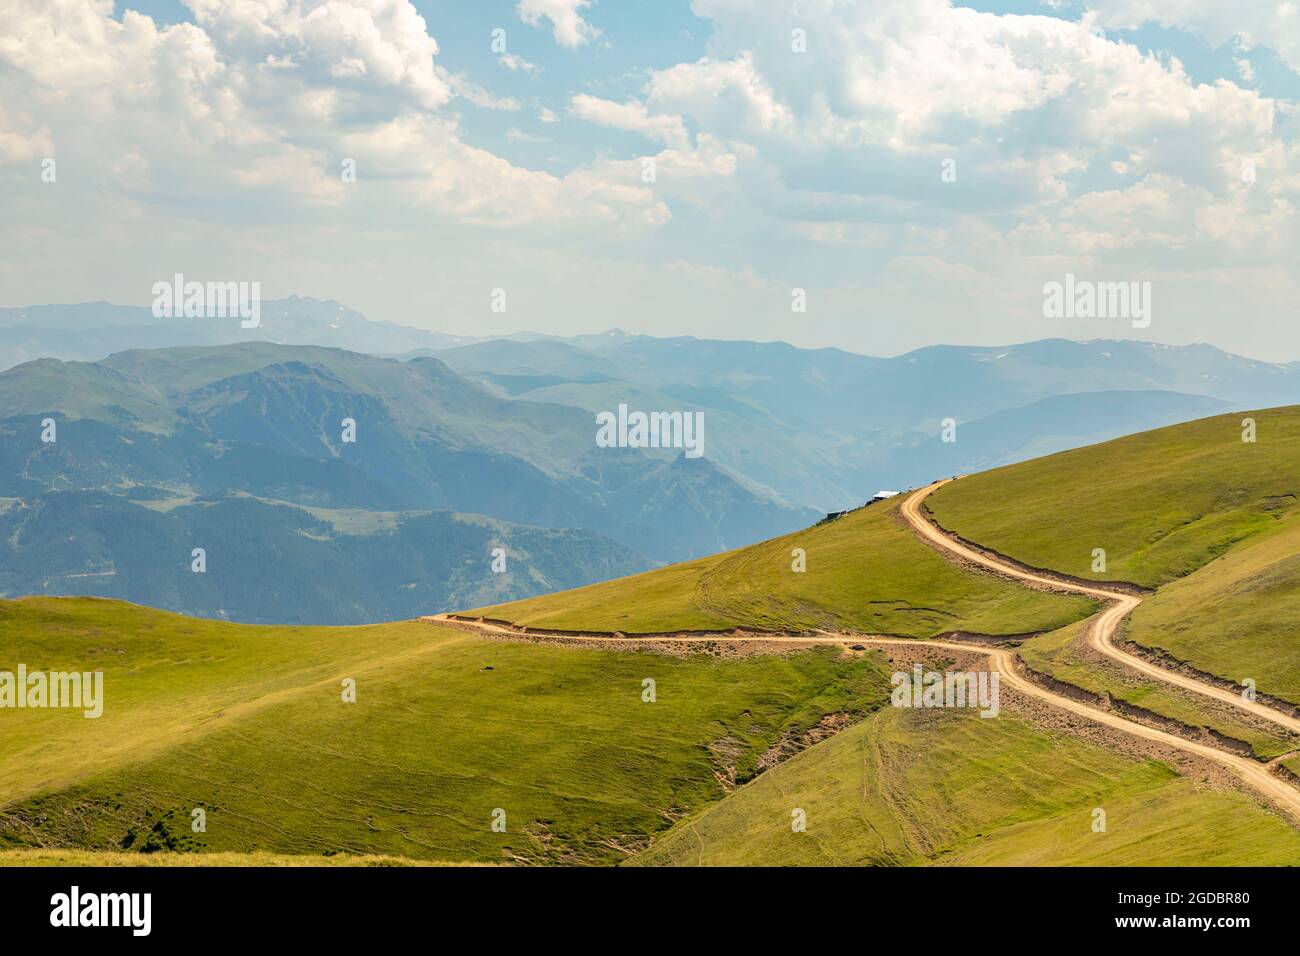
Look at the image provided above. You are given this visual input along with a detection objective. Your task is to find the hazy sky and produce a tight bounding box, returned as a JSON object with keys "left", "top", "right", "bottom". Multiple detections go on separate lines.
{"left": 1, "top": 1, "right": 1298, "bottom": 358}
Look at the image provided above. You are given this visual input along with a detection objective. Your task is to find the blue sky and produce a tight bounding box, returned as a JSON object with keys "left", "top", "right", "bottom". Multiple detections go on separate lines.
{"left": 3, "top": 1, "right": 1298, "bottom": 359}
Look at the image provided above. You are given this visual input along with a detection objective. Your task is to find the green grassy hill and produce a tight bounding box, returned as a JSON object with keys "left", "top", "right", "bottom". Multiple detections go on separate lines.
{"left": 470, "top": 497, "right": 1097, "bottom": 636}
{"left": 926, "top": 406, "right": 1300, "bottom": 588}
{"left": 9, "top": 405, "right": 1300, "bottom": 867}
{"left": 1126, "top": 515, "right": 1300, "bottom": 703}
{"left": 632, "top": 705, "right": 1300, "bottom": 866}
{"left": 0, "top": 849, "right": 469, "bottom": 867}
{"left": 8, "top": 596, "right": 1288, "bottom": 867}
{"left": 0, "top": 597, "right": 444, "bottom": 806}
{"left": 926, "top": 405, "right": 1300, "bottom": 702}
{"left": 0, "top": 597, "right": 889, "bottom": 865}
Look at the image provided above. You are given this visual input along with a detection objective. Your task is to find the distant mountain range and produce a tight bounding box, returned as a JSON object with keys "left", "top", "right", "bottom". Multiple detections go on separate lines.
{"left": 3, "top": 297, "right": 1298, "bottom": 624}
{"left": 0, "top": 298, "right": 481, "bottom": 370}
{"left": 429, "top": 333, "right": 1293, "bottom": 508}
{"left": 0, "top": 341, "right": 810, "bottom": 622}
{"left": 0, "top": 491, "right": 643, "bottom": 626}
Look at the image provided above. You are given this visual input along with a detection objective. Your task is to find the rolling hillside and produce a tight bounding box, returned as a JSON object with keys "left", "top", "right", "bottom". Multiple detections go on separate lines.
{"left": 5, "top": 595, "right": 1295, "bottom": 868}
{"left": 469, "top": 495, "right": 1097, "bottom": 636}
{"left": 458, "top": 410, "right": 1300, "bottom": 868}
{"left": 926, "top": 405, "right": 1300, "bottom": 701}
{"left": 0, "top": 598, "right": 889, "bottom": 865}
{"left": 8, "top": 403, "right": 1300, "bottom": 867}
{"left": 1015, "top": 618, "right": 1300, "bottom": 761}
{"left": 633, "top": 705, "right": 1300, "bottom": 866}
{"left": 925, "top": 406, "right": 1300, "bottom": 587}
{"left": 1128, "top": 517, "right": 1300, "bottom": 703}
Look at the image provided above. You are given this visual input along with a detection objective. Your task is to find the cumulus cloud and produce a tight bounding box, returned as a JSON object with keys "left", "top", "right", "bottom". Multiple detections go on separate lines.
{"left": 0, "top": 0, "right": 1295, "bottom": 361}
{"left": 186, "top": 0, "right": 452, "bottom": 110}
{"left": 517, "top": 0, "right": 600, "bottom": 49}
{"left": 499, "top": 52, "right": 541, "bottom": 74}
{"left": 647, "top": 54, "right": 793, "bottom": 139}
{"left": 1083, "top": 0, "right": 1300, "bottom": 74}
{"left": 569, "top": 94, "right": 690, "bottom": 148}
{"left": 0, "top": 102, "right": 52, "bottom": 163}
{"left": 659, "top": 0, "right": 1277, "bottom": 189}
{"left": 567, "top": 0, "right": 1296, "bottom": 355}
{"left": 0, "top": 0, "right": 655, "bottom": 225}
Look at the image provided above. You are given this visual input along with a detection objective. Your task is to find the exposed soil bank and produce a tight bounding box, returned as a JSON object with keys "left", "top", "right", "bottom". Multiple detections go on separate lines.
{"left": 1119, "top": 637, "right": 1300, "bottom": 720}
{"left": 1014, "top": 653, "right": 1259, "bottom": 760}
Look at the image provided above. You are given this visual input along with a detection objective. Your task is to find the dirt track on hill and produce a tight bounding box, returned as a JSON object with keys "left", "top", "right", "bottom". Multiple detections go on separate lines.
{"left": 872, "top": 637, "right": 1300, "bottom": 822}
{"left": 426, "top": 614, "right": 1300, "bottom": 822}
{"left": 902, "top": 480, "right": 1300, "bottom": 737}
{"left": 429, "top": 483, "right": 1300, "bottom": 823}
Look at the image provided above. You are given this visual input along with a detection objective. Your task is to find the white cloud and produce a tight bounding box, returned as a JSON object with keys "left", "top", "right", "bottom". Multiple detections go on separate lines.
{"left": 1083, "top": 1, "right": 1300, "bottom": 74}
{"left": 499, "top": 52, "right": 541, "bottom": 74}
{"left": 642, "top": 1, "right": 1292, "bottom": 246}
{"left": 0, "top": 0, "right": 656, "bottom": 227}
{"left": 569, "top": 94, "right": 690, "bottom": 148}
{"left": 506, "top": 127, "right": 548, "bottom": 143}
{"left": 186, "top": 0, "right": 453, "bottom": 110}
{"left": 447, "top": 74, "right": 522, "bottom": 111}
{"left": 581, "top": 0, "right": 1297, "bottom": 356}
{"left": 647, "top": 54, "right": 793, "bottom": 138}
{"left": 667, "top": 0, "right": 1275, "bottom": 175}
{"left": 517, "top": 0, "right": 600, "bottom": 49}
{"left": 0, "top": 101, "right": 52, "bottom": 163}
{"left": 0, "top": 0, "right": 1296, "bottom": 361}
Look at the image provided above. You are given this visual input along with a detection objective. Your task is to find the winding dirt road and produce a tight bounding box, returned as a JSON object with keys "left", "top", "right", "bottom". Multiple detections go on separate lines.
{"left": 869, "top": 638, "right": 1300, "bottom": 821}
{"left": 902, "top": 480, "right": 1300, "bottom": 737}
{"left": 427, "top": 616, "right": 1300, "bottom": 821}
{"left": 429, "top": 482, "right": 1300, "bottom": 822}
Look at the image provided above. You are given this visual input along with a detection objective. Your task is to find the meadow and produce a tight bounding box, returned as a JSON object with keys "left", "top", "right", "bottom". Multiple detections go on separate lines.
{"left": 0, "top": 598, "right": 889, "bottom": 865}
{"left": 8, "top": 409, "right": 1300, "bottom": 867}
{"left": 473, "top": 498, "right": 1097, "bottom": 637}
{"left": 1126, "top": 516, "right": 1300, "bottom": 703}
{"left": 926, "top": 406, "right": 1300, "bottom": 588}
{"left": 633, "top": 704, "right": 1300, "bottom": 866}
{"left": 926, "top": 407, "right": 1300, "bottom": 703}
